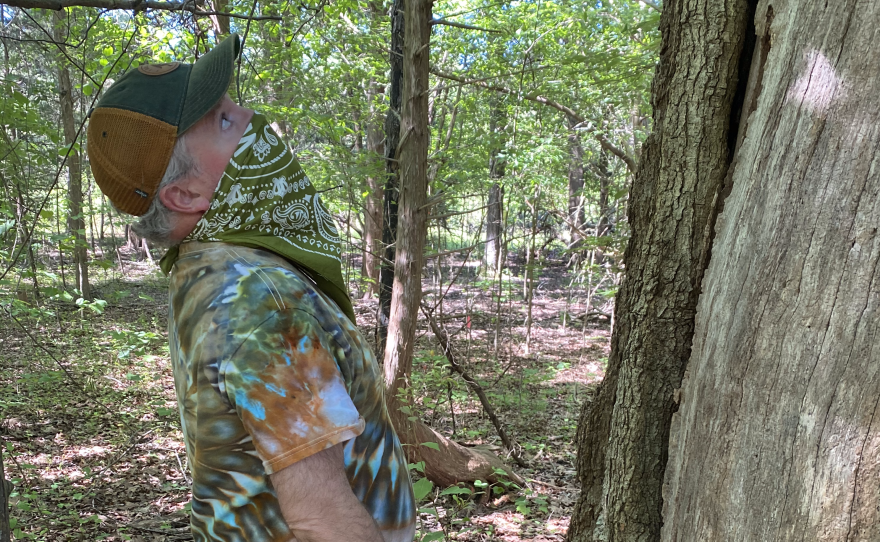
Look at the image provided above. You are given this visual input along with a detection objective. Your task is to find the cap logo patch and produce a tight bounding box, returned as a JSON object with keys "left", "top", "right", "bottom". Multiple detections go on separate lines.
{"left": 134, "top": 189, "right": 149, "bottom": 198}
{"left": 138, "top": 62, "right": 180, "bottom": 76}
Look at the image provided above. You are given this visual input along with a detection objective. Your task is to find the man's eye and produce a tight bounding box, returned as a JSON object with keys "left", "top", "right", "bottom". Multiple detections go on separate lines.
{"left": 221, "top": 117, "right": 232, "bottom": 130}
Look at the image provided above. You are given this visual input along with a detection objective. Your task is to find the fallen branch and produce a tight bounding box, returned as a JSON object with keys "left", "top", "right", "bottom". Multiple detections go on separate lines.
{"left": 0, "top": 0, "right": 281, "bottom": 19}
{"left": 422, "top": 306, "right": 528, "bottom": 469}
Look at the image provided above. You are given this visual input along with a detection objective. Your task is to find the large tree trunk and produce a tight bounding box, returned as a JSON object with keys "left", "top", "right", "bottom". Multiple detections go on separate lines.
{"left": 568, "top": 0, "right": 752, "bottom": 540}
{"left": 662, "top": 2, "right": 880, "bottom": 539}
{"left": 382, "top": 0, "right": 520, "bottom": 488}
{"left": 54, "top": 12, "right": 90, "bottom": 300}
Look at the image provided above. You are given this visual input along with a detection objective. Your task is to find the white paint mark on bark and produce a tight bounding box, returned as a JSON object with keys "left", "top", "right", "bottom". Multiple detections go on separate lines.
{"left": 787, "top": 50, "right": 842, "bottom": 115}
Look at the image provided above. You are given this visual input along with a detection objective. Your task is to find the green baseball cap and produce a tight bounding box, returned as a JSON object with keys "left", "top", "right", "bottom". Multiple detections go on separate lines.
{"left": 87, "top": 33, "right": 241, "bottom": 216}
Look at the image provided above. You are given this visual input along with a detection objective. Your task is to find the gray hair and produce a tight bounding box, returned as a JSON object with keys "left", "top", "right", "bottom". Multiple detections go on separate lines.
{"left": 130, "top": 135, "right": 197, "bottom": 246}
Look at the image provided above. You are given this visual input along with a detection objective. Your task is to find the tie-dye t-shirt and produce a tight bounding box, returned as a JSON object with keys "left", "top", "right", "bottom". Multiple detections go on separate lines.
{"left": 167, "top": 241, "right": 416, "bottom": 542}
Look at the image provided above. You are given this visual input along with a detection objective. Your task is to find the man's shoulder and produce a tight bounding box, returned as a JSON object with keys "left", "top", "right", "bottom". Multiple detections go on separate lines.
{"left": 172, "top": 242, "right": 321, "bottom": 316}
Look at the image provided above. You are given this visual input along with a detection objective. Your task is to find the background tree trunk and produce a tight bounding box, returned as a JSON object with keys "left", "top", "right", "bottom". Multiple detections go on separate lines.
{"left": 662, "top": 2, "right": 880, "bottom": 539}
{"left": 484, "top": 99, "right": 506, "bottom": 276}
{"left": 362, "top": 81, "right": 384, "bottom": 299}
{"left": 54, "top": 11, "right": 89, "bottom": 300}
{"left": 566, "top": 114, "right": 586, "bottom": 246}
{"left": 568, "top": 0, "right": 752, "bottom": 540}
{"left": 209, "top": 0, "right": 230, "bottom": 39}
{"left": 485, "top": 183, "right": 503, "bottom": 275}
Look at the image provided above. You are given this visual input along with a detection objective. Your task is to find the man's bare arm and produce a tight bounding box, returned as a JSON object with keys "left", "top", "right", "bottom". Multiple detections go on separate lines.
{"left": 270, "top": 443, "right": 385, "bottom": 542}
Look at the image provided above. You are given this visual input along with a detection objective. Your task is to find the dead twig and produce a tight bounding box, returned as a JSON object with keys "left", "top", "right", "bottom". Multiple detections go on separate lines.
{"left": 421, "top": 306, "right": 528, "bottom": 469}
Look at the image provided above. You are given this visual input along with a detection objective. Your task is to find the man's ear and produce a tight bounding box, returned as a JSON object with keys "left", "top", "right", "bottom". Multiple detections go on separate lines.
{"left": 159, "top": 180, "right": 211, "bottom": 214}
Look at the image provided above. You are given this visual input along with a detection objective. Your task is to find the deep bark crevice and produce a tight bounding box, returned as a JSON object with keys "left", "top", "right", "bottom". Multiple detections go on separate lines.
{"left": 726, "top": 0, "right": 759, "bottom": 162}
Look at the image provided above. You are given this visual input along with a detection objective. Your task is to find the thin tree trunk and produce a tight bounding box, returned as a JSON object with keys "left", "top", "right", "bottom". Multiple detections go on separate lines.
{"left": 595, "top": 149, "right": 611, "bottom": 238}
{"left": 523, "top": 185, "right": 539, "bottom": 355}
{"left": 382, "top": 0, "right": 432, "bottom": 431}
{"left": 382, "top": 0, "right": 521, "bottom": 488}
{"left": 377, "top": 0, "right": 404, "bottom": 355}
{"left": 362, "top": 82, "right": 384, "bottom": 299}
{"left": 663, "top": 2, "right": 880, "bottom": 539}
{"left": 54, "top": 12, "right": 89, "bottom": 300}
{"left": 485, "top": 99, "right": 506, "bottom": 276}
{"left": 485, "top": 183, "right": 503, "bottom": 275}
{"left": 566, "top": 114, "right": 586, "bottom": 246}
{"left": 209, "top": 0, "right": 230, "bottom": 38}
{"left": 568, "top": 0, "right": 752, "bottom": 540}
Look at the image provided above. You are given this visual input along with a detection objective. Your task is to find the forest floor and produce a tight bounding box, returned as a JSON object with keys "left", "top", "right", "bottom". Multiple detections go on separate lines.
{"left": 1, "top": 245, "right": 612, "bottom": 541}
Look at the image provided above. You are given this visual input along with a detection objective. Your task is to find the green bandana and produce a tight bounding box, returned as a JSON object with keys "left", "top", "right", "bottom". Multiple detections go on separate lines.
{"left": 160, "top": 113, "right": 355, "bottom": 323}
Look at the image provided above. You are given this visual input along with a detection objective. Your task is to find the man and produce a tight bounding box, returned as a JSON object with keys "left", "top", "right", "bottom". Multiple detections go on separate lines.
{"left": 86, "top": 34, "right": 416, "bottom": 542}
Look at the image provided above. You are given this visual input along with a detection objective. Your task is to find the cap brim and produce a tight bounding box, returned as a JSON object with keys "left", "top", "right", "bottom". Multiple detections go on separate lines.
{"left": 179, "top": 33, "right": 241, "bottom": 134}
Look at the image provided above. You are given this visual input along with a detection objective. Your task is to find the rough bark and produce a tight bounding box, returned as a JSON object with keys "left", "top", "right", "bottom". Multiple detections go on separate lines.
{"left": 382, "top": 0, "right": 433, "bottom": 458}
{"left": 568, "top": 0, "right": 751, "bottom": 540}
{"left": 54, "top": 12, "right": 90, "bottom": 300}
{"left": 663, "top": 2, "right": 880, "bottom": 539}
{"left": 377, "top": 0, "right": 404, "bottom": 355}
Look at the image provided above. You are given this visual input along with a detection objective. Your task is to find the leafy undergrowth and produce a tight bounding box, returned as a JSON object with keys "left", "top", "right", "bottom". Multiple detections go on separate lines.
{"left": 1, "top": 250, "right": 610, "bottom": 541}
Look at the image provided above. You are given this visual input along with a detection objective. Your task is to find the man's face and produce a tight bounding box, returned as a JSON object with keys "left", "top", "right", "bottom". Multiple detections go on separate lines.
{"left": 185, "top": 94, "right": 255, "bottom": 193}
{"left": 158, "top": 95, "right": 254, "bottom": 242}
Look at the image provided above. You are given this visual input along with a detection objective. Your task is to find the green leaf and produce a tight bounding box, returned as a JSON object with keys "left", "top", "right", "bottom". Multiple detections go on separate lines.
{"left": 439, "top": 486, "right": 471, "bottom": 496}
{"left": 412, "top": 477, "right": 433, "bottom": 501}
{"left": 420, "top": 442, "right": 440, "bottom": 451}
{"left": 0, "top": 219, "right": 14, "bottom": 236}
{"left": 156, "top": 407, "right": 176, "bottom": 416}
{"left": 421, "top": 532, "right": 445, "bottom": 542}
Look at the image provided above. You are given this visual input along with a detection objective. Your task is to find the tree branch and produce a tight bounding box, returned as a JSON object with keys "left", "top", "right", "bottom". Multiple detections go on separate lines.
{"left": 0, "top": 0, "right": 281, "bottom": 19}
{"left": 597, "top": 133, "right": 637, "bottom": 174}
{"left": 638, "top": 0, "right": 662, "bottom": 13}
{"left": 430, "top": 18, "right": 501, "bottom": 33}
{"left": 430, "top": 67, "right": 637, "bottom": 173}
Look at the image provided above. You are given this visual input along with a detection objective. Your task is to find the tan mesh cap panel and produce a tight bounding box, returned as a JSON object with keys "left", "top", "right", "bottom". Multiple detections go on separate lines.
{"left": 87, "top": 108, "right": 176, "bottom": 216}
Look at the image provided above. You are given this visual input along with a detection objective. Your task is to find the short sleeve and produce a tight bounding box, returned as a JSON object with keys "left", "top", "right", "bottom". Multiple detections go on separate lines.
{"left": 221, "top": 308, "right": 365, "bottom": 474}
